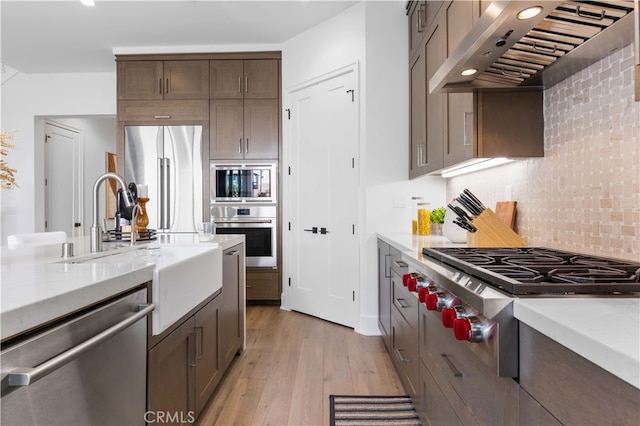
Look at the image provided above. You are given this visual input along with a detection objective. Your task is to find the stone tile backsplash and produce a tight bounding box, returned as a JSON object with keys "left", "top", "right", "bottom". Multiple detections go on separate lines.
{"left": 447, "top": 44, "right": 639, "bottom": 262}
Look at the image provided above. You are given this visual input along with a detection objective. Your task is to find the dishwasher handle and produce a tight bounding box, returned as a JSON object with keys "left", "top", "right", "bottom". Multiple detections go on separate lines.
{"left": 7, "top": 303, "right": 155, "bottom": 387}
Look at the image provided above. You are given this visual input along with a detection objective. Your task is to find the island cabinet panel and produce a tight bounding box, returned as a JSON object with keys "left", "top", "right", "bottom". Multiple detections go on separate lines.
{"left": 118, "top": 60, "right": 209, "bottom": 100}
{"left": 390, "top": 280, "right": 419, "bottom": 401}
{"left": 519, "top": 323, "right": 640, "bottom": 426}
{"left": 220, "top": 245, "right": 244, "bottom": 371}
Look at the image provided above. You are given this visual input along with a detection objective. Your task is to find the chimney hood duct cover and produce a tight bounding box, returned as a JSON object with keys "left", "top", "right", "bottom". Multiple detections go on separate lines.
{"left": 430, "top": 0, "right": 636, "bottom": 93}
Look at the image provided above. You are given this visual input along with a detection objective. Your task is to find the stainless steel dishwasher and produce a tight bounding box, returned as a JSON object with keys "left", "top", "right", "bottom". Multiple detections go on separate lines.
{"left": 1, "top": 286, "right": 154, "bottom": 426}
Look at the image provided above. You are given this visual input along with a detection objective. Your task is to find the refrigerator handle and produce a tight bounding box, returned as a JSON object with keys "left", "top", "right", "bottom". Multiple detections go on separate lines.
{"left": 158, "top": 158, "right": 165, "bottom": 230}
{"left": 164, "top": 158, "right": 171, "bottom": 229}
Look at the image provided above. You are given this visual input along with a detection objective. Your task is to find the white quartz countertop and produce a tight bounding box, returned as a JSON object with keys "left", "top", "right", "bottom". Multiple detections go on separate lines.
{"left": 1, "top": 233, "right": 244, "bottom": 341}
{"left": 377, "top": 231, "right": 640, "bottom": 390}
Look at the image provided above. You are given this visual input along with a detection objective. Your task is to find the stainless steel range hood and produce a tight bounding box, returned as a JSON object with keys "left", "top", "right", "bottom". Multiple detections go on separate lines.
{"left": 430, "top": 0, "right": 636, "bottom": 93}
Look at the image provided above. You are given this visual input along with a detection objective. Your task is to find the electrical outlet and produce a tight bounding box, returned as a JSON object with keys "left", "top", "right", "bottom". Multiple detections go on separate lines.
{"left": 393, "top": 195, "right": 407, "bottom": 208}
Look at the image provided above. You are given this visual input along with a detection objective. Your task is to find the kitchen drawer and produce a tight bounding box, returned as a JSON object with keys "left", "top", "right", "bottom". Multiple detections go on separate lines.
{"left": 389, "top": 246, "right": 407, "bottom": 277}
{"left": 421, "top": 305, "right": 518, "bottom": 425}
{"left": 392, "top": 278, "right": 418, "bottom": 330}
{"left": 520, "top": 323, "right": 640, "bottom": 425}
{"left": 118, "top": 100, "right": 209, "bottom": 122}
{"left": 391, "top": 306, "right": 419, "bottom": 398}
{"left": 246, "top": 269, "right": 280, "bottom": 301}
{"left": 418, "top": 359, "right": 462, "bottom": 426}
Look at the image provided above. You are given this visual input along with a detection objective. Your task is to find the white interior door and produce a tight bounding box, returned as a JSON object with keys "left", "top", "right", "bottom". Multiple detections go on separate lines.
{"left": 286, "top": 65, "right": 359, "bottom": 328}
{"left": 44, "top": 122, "right": 82, "bottom": 237}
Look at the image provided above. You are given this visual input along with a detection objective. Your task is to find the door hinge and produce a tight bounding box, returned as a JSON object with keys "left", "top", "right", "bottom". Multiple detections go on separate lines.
{"left": 352, "top": 158, "right": 355, "bottom": 168}
{"left": 45, "top": 134, "right": 50, "bottom": 143}
{"left": 353, "top": 291, "right": 355, "bottom": 301}
{"left": 352, "top": 224, "right": 355, "bottom": 235}
{"left": 285, "top": 108, "right": 291, "bottom": 120}
{"left": 288, "top": 166, "right": 291, "bottom": 175}
{"left": 288, "top": 222, "right": 291, "bottom": 231}
{"left": 44, "top": 178, "right": 48, "bottom": 186}
{"left": 288, "top": 277, "right": 291, "bottom": 287}
{"left": 346, "top": 89, "right": 355, "bottom": 102}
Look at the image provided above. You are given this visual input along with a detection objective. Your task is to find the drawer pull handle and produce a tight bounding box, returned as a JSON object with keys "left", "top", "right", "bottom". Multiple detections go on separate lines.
{"left": 397, "top": 348, "right": 410, "bottom": 363}
{"left": 441, "top": 353, "right": 463, "bottom": 377}
{"left": 394, "top": 298, "right": 409, "bottom": 309}
{"left": 393, "top": 260, "right": 408, "bottom": 268}
{"left": 154, "top": 115, "right": 171, "bottom": 119}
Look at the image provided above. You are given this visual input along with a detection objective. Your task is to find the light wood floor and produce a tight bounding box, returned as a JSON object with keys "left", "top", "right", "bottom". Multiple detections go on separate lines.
{"left": 196, "top": 305, "right": 404, "bottom": 426}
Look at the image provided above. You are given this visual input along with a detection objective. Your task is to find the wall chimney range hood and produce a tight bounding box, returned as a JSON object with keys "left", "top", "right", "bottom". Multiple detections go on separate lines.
{"left": 430, "top": 0, "right": 636, "bottom": 93}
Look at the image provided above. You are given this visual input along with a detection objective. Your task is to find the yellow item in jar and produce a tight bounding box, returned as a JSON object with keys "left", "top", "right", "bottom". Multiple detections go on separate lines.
{"left": 418, "top": 208, "right": 431, "bottom": 236}
{"left": 412, "top": 219, "right": 418, "bottom": 234}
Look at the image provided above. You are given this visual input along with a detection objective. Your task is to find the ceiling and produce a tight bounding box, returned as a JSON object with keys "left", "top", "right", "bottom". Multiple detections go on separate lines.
{"left": 1, "top": 0, "right": 360, "bottom": 74}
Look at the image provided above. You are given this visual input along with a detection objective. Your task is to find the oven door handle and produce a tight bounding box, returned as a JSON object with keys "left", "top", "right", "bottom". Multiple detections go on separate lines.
{"left": 213, "top": 219, "right": 273, "bottom": 224}
{"left": 7, "top": 304, "right": 155, "bottom": 387}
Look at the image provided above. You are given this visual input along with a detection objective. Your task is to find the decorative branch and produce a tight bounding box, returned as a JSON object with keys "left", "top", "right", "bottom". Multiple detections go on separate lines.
{"left": 1, "top": 129, "right": 19, "bottom": 189}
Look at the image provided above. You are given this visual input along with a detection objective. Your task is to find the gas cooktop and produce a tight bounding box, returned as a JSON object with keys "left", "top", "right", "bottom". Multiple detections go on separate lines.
{"left": 422, "top": 247, "right": 640, "bottom": 295}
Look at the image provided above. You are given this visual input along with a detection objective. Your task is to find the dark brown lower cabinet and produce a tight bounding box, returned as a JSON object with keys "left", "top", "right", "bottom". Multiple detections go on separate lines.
{"left": 148, "top": 295, "right": 221, "bottom": 425}
{"left": 246, "top": 268, "right": 279, "bottom": 301}
{"left": 147, "top": 243, "right": 245, "bottom": 424}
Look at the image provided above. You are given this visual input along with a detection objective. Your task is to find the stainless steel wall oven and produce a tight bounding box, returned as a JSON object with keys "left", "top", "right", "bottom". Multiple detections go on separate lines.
{"left": 211, "top": 205, "right": 276, "bottom": 268}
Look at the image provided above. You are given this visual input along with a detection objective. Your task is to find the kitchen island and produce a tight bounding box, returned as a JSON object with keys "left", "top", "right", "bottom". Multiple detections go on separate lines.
{"left": 1, "top": 233, "right": 245, "bottom": 425}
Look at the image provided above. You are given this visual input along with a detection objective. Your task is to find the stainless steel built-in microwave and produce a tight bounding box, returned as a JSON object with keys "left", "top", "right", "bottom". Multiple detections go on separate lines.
{"left": 210, "top": 162, "right": 277, "bottom": 203}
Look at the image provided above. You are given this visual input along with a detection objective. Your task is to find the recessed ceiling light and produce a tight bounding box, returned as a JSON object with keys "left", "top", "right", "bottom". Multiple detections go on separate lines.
{"left": 517, "top": 6, "right": 543, "bottom": 20}
{"left": 80, "top": 0, "right": 95, "bottom": 6}
{"left": 461, "top": 68, "right": 478, "bottom": 76}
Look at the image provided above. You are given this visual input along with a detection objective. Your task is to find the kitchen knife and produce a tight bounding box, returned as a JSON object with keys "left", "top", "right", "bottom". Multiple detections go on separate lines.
{"left": 463, "top": 189, "right": 486, "bottom": 212}
{"left": 453, "top": 219, "right": 477, "bottom": 233}
{"left": 448, "top": 203, "right": 472, "bottom": 221}
{"left": 455, "top": 196, "right": 481, "bottom": 217}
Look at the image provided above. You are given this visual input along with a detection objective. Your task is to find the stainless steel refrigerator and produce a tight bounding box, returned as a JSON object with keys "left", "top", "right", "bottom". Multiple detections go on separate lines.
{"left": 124, "top": 125, "right": 203, "bottom": 233}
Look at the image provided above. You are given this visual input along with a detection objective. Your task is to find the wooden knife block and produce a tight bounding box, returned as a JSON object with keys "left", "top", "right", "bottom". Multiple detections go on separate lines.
{"left": 467, "top": 208, "right": 526, "bottom": 247}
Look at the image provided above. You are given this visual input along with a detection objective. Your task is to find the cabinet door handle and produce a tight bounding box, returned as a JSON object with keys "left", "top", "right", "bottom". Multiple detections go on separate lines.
{"left": 245, "top": 76, "right": 248, "bottom": 93}
{"left": 417, "top": 3, "right": 426, "bottom": 32}
{"left": 239, "top": 138, "right": 243, "bottom": 154}
{"left": 394, "top": 298, "right": 409, "bottom": 309}
{"left": 188, "top": 331, "right": 197, "bottom": 368}
{"left": 226, "top": 250, "right": 240, "bottom": 256}
{"left": 246, "top": 137, "right": 249, "bottom": 154}
{"left": 165, "top": 78, "right": 169, "bottom": 94}
{"left": 384, "top": 254, "right": 392, "bottom": 278}
{"left": 154, "top": 116, "right": 171, "bottom": 120}
{"left": 397, "top": 348, "right": 410, "bottom": 363}
{"left": 238, "top": 76, "right": 242, "bottom": 93}
{"left": 158, "top": 78, "right": 162, "bottom": 94}
{"left": 441, "top": 353, "right": 463, "bottom": 377}
{"left": 196, "top": 326, "right": 204, "bottom": 360}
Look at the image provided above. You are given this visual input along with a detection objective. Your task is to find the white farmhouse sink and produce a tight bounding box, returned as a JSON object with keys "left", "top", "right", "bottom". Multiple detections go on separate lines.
{"left": 61, "top": 243, "right": 222, "bottom": 335}
{"left": 146, "top": 244, "right": 221, "bottom": 335}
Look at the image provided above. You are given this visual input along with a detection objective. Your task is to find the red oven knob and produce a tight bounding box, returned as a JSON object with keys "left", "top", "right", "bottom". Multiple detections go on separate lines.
{"left": 425, "top": 293, "right": 439, "bottom": 311}
{"left": 442, "top": 308, "right": 457, "bottom": 328}
{"left": 454, "top": 318, "right": 472, "bottom": 340}
{"left": 408, "top": 277, "right": 418, "bottom": 292}
{"left": 426, "top": 291, "right": 457, "bottom": 312}
{"left": 453, "top": 316, "right": 488, "bottom": 343}
{"left": 418, "top": 285, "right": 437, "bottom": 303}
{"left": 402, "top": 273, "right": 417, "bottom": 287}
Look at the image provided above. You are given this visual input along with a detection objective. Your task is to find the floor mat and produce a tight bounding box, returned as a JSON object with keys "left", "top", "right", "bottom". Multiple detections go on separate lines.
{"left": 329, "top": 395, "right": 421, "bottom": 426}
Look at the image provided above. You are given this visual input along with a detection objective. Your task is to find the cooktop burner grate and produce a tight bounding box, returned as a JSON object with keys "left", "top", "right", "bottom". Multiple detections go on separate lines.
{"left": 423, "top": 247, "right": 640, "bottom": 295}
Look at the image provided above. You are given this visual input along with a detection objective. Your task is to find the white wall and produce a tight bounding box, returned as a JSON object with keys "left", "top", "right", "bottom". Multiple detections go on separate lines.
{"left": 1, "top": 72, "right": 116, "bottom": 241}
{"left": 282, "top": 1, "right": 446, "bottom": 335}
